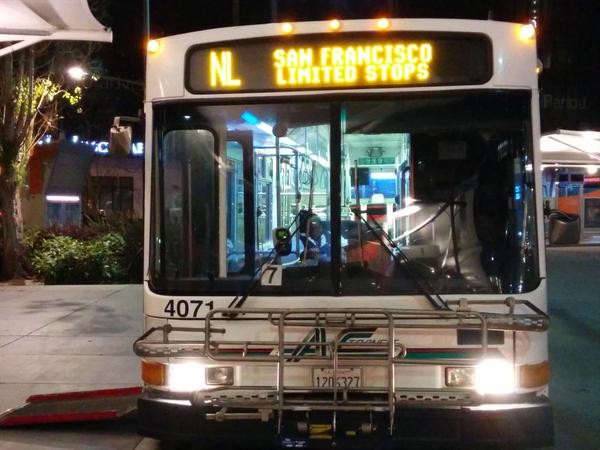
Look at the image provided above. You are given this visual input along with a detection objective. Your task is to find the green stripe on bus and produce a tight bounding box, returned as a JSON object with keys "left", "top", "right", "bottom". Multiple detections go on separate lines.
{"left": 405, "top": 352, "right": 478, "bottom": 360}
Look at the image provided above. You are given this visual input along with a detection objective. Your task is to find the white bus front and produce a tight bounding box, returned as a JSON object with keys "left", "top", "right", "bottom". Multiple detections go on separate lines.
{"left": 136, "top": 19, "right": 553, "bottom": 448}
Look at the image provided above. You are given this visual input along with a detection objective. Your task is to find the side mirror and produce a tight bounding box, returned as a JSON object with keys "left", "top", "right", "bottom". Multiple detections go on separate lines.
{"left": 109, "top": 125, "right": 132, "bottom": 156}
{"left": 109, "top": 116, "right": 140, "bottom": 156}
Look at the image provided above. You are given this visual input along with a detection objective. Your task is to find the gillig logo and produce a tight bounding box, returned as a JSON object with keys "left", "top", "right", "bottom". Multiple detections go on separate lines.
{"left": 282, "top": 328, "right": 406, "bottom": 360}
{"left": 209, "top": 50, "right": 242, "bottom": 87}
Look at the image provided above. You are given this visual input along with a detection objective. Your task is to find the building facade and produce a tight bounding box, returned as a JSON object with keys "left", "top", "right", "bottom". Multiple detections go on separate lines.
{"left": 23, "top": 140, "right": 143, "bottom": 229}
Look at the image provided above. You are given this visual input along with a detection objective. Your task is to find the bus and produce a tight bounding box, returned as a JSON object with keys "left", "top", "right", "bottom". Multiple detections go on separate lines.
{"left": 134, "top": 18, "right": 553, "bottom": 448}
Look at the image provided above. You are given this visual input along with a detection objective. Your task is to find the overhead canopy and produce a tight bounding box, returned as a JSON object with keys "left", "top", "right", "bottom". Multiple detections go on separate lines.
{"left": 541, "top": 129, "right": 600, "bottom": 167}
{"left": 0, "top": 0, "right": 111, "bottom": 57}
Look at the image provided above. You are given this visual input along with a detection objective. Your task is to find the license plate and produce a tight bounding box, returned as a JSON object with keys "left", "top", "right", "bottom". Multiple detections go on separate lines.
{"left": 312, "top": 368, "right": 362, "bottom": 388}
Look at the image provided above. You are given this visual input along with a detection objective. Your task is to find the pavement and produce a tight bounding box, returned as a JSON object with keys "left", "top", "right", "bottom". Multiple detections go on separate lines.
{"left": 546, "top": 247, "right": 600, "bottom": 450}
{"left": 0, "top": 247, "right": 598, "bottom": 449}
{"left": 0, "top": 284, "right": 150, "bottom": 450}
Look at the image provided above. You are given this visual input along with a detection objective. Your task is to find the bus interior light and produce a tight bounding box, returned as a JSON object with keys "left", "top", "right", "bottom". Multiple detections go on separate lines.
{"left": 370, "top": 172, "right": 396, "bottom": 180}
{"left": 392, "top": 204, "right": 422, "bottom": 219}
{"left": 240, "top": 111, "right": 260, "bottom": 125}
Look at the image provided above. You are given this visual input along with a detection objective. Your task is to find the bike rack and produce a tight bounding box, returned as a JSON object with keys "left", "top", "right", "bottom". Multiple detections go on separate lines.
{"left": 134, "top": 299, "right": 549, "bottom": 435}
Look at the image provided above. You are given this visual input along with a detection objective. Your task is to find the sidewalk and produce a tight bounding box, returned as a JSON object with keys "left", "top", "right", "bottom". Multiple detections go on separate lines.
{"left": 0, "top": 284, "right": 145, "bottom": 449}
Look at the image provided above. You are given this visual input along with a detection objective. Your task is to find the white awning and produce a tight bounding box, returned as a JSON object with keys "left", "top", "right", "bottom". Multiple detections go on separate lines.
{"left": 0, "top": 0, "right": 112, "bottom": 57}
{"left": 541, "top": 129, "right": 600, "bottom": 167}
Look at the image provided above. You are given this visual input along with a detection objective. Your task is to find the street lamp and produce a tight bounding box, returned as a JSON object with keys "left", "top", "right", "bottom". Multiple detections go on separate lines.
{"left": 66, "top": 65, "right": 144, "bottom": 97}
{"left": 67, "top": 66, "right": 88, "bottom": 81}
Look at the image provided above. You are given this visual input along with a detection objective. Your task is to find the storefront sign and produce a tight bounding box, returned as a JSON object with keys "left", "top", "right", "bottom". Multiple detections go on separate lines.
{"left": 93, "top": 141, "right": 144, "bottom": 155}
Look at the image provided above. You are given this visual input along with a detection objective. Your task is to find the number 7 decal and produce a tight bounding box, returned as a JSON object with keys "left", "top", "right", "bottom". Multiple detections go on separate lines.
{"left": 260, "top": 264, "right": 283, "bottom": 286}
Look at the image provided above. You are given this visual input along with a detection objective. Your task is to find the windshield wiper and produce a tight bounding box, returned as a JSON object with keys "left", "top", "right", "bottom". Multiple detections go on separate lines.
{"left": 354, "top": 173, "right": 482, "bottom": 310}
{"left": 355, "top": 211, "right": 451, "bottom": 311}
{"left": 225, "top": 215, "right": 303, "bottom": 315}
{"left": 225, "top": 248, "right": 276, "bottom": 311}
{"left": 226, "top": 154, "right": 320, "bottom": 316}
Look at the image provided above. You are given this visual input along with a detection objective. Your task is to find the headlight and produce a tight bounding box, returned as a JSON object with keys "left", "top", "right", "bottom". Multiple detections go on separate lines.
{"left": 474, "top": 359, "right": 515, "bottom": 395}
{"left": 167, "top": 363, "right": 235, "bottom": 391}
{"left": 206, "top": 366, "right": 234, "bottom": 385}
{"left": 168, "top": 363, "right": 207, "bottom": 392}
{"left": 445, "top": 367, "right": 476, "bottom": 388}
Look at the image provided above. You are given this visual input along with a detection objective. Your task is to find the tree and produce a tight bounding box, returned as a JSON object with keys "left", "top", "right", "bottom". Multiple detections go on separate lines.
{"left": 0, "top": 43, "right": 84, "bottom": 279}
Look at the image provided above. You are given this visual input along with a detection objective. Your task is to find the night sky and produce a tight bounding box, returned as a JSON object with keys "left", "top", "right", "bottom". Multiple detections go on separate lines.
{"left": 67, "top": 0, "right": 599, "bottom": 139}
{"left": 98, "top": 0, "right": 534, "bottom": 81}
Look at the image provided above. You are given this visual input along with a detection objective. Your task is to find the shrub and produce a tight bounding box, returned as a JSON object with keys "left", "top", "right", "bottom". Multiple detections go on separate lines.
{"left": 30, "top": 232, "right": 127, "bottom": 284}
{"left": 31, "top": 236, "right": 87, "bottom": 284}
{"left": 24, "top": 217, "right": 143, "bottom": 284}
{"left": 114, "top": 219, "right": 144, "bottom": 282}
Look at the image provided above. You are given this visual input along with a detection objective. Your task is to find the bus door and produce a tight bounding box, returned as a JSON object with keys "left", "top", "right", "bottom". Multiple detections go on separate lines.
{"left": 254, "top": 155, "right": 273, "bottom": 252}
{"left": 226, "top": 131, "right": 255, "bottom": 275}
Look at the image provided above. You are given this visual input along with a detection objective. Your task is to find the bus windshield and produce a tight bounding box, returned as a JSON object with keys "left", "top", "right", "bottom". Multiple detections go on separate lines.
{"left": 151, "top": 91, "right": 539, "bottom": 296}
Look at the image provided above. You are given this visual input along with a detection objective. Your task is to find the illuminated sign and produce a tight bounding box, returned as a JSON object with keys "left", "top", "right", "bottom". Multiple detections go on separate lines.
{"left": 273, "top": 43, "right": 432, "bottom": 86}
{"left": 93, "top": 141, "right": 144, "bottom": 155}
{"left": 358, "top": 157, "right": 396, "bottom": 165}
{"left": 210, "top": 51, "right": 241, "bottom": 87}
{"left": 187, "top": 32, "right": 491, "bottom": 94}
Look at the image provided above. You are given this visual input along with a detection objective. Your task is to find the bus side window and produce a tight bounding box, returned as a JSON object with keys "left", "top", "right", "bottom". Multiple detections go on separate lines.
{"left": 226, "top": 131, "right": 255, "bottom": 276}
{"left": 162, "top": 129, "right": 217, "bottom": 279}
{"left": 225, "top": 141, "right": 246, "bottom": 273}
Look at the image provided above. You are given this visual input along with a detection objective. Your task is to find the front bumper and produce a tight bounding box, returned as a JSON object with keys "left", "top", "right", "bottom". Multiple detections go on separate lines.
{"left": 138, "top": 394, "right": 553, "bottom": 449}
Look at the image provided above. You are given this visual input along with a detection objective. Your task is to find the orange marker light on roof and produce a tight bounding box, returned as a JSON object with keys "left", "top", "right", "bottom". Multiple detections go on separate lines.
{"left": 329, "top": 19, "right": 341, "bottom": 31}
{"left": 147, "top": 39, "right": 160, "bottom": 54}
{"left": 519, "top": 23, "right": 536, "bottom": 41}
{"left": 281, "top": 22, "right": 294, "bottom": 34}
{"left": 377, "top": 18, "right": 391, "bottom": 30}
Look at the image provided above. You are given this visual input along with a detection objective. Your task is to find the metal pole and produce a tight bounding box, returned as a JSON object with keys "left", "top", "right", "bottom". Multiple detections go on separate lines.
{"left": 233, "top": 0, "right": 240, "bottom": 25}
{"left": 275, "top": 137, "right": 281, "bottom": 227}
{"left": 271, "top": 0, "right": 278, "bottom": 22}
{"left": 143, "top": 0, "right": 150, "bottom": 101}
{"left": 388, "top": 0, "right": 395, "bottom": 16}
{"left": 144, "top": 0, "right": 151, "bottom": 41}
{"left": 355, "top": 161, "right": 364, "bottom": 266}
{"left": 187, "top": 161, "right": 193, "bottom": 277}
{"left": 579, "top": 183, "right": 585, "bottom": 237}
{"left": 302, "top": 162, "right": 316, "bottom": 262}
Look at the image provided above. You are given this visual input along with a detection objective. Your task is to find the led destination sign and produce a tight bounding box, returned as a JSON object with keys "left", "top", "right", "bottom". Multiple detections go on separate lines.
{"left": 272, "top": 43, "right": 433, "bottom": 85}
{"left": 187, "top": 33, "right": 491, "bottom": 94}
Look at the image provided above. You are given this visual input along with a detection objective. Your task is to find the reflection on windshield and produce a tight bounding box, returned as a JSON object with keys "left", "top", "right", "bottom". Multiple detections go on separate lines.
{"left": 152, "top": 91, "right": 539, "bottom": 296}
{"left": 155, "top": 102, "right": 333, "bottom": 295}
{"left": 340, "top": 94, "right": 538, "bottom": 294}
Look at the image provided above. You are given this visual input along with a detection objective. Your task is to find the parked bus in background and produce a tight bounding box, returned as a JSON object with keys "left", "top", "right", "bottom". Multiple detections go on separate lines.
{"left": 134, "top": 18, "right": 553, "bottom": 448}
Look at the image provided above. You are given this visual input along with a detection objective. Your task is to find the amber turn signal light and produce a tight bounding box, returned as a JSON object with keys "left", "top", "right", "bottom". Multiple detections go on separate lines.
{"left": 141, "top": 360, "right": 166, "bottom": 386}
{"left": 519, "top": 361, "right": 550, "bottom": 388}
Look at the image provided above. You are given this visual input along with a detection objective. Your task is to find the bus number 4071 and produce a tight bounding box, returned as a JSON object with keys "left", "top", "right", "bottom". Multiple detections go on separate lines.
{"left": 163, "top": 299, "right": 214, "bottom": 318}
